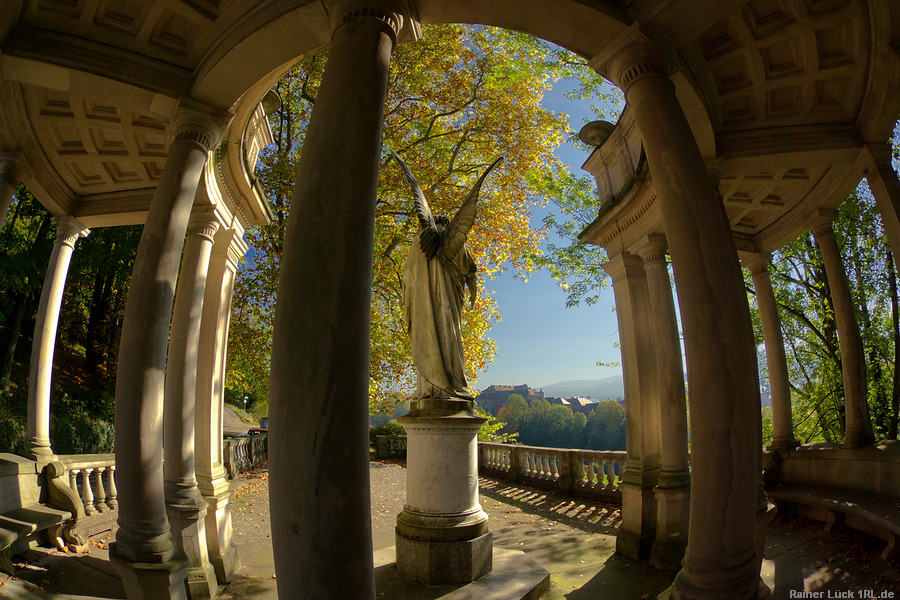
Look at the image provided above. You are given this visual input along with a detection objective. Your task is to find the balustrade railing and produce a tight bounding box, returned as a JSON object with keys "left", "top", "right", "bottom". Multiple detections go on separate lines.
{"left": 478, "top": 443, "right": 626, "bottom": 502}
{"left": 59, "top": 454, "right": 117, "bottom": 516}
{"left": 223, "top": 433, "right": 268, "bottom": 479}
{"left": 375, "top": 435, "right": 407, "bottom": 459}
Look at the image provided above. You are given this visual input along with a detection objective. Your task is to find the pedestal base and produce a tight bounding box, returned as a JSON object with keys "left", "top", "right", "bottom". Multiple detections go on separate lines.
{"left": 617, "top": 482, "right": 658, "bottom": 561}
{"left": 396, "top": 530, "right": 493, "bottom": 585}
{"left": 110, "top": 543, "right": 190, "bottom": 600}
{"left": 651, "top": 484, "right": 690, "bottom": 570}
{"left": 201, "top": 487, "right": 240, "bottom": 583}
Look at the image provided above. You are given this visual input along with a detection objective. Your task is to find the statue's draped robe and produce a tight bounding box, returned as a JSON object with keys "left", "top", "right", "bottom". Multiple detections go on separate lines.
{"left": 403, "top": 228, "right": 476, "bottom": 399}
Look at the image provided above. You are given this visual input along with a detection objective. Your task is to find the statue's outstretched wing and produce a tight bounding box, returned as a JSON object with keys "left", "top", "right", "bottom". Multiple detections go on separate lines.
{"left": 443, "top": 156, "right": 503, "bottom": 261}
{"left": 390, "top": 150, "right": 441, "bottom": 259}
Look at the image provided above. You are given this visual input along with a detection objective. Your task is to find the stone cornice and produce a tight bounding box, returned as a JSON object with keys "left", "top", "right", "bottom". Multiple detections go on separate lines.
{"left": 716, "top": 125, "right": 863, "bottom": 161}
{"left": 2, "top": 27, "right": 192, "bottom": 99}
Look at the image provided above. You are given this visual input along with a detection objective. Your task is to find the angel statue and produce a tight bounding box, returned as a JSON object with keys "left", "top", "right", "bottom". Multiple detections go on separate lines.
{"left": 390, "top": 150, "right": 503, "bottom": 401}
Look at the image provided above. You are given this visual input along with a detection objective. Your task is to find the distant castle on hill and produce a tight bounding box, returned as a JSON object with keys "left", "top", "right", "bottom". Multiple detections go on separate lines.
{"left": 476, "top": 384, "right": 598, "bottom": 416}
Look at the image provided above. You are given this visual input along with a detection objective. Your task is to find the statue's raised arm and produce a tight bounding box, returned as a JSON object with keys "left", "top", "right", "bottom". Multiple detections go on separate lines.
{"left": 391, "top": 151, "right": 502, "bottom": 400}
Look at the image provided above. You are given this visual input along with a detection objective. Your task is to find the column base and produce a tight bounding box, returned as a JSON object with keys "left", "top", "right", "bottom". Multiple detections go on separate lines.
{"left": 651, "top": 483, "right": 690, "bottom": 570}
{"left": 839, "top": 433, "right": 875, "bottom": 449}
{"left": 616, "top": 481, "right": 658, "bottom": 561}
{"left": 669, "top": 552, "right": 759, "bottom": 600}
{"left": 166, "top": 496, "right": 217, "bottom": 599}
{"left": 110, "top": 542, "right": 190, "bottom": 600}
{"left": 766, "top": 440, "right": 799, "bottom": 452}
{"left": 201, "top": 487, "right": 240, "bottom": 583}
{"left": 396, "top": 530, "right": 493, "bottom": 585}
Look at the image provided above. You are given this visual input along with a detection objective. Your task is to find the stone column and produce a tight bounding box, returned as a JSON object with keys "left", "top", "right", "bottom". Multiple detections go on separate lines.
{"left": 605, "top": 38, "right": 763, "bottom": 599}
{"left": 196, "top": 226, "right": 245, "bottom": 584}
{"left": 0, "top": 156, "right": 20, "bottom": 227}
{"left": 26, "top": 216, "right": 89, "bottom": 461}
{"left": 862, "top": 144, "right": 900, "bottom": 268}
{"left": 164, "top": 211, "right": 219, "bottom": 598}
{"left": 744, "top": 253, "right": 799, "bottom": 451}
{"left": 635, "top": 237, "right": 691, "bottom": 570}
{"left": 811, "top": 216, "right": 874, "bottom": 448}
{"left": 602, "top": 251, "right": 661, "bottom": 561}
{"left": 267, "top": 3, "right": 408, "bottom": 598}
{"left": 111, "top": 100, "right": 231, "bottom": 600}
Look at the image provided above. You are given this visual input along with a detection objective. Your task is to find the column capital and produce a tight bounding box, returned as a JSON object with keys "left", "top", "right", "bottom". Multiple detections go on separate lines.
{"left": 595, "top": 26, "right": 670, "bottom": 92}
{"left": 742, "top": 252, "right": 773, "bottom": 277}
{"left": 50, "top": 215, "right": 89, "bottom": 247}
{"left": 325, "top": 0, "right": 420, "bottom": 44}
{"left": 171, "top": 99, "right": 235, "bottom": 153}
{"left": 187, "top": 210, "right": 221, "bottom": 242}
{"left": 810, "top": 209, "right": 837, "bottom": 238}
{"left": 602, "top": 251, "right": 646, "bottom": 283}
{"left": 0, "top": 153, "right": 22, "bottom": 186}
{"left": 634, "top": 234, "right": 668, "bottom": 265}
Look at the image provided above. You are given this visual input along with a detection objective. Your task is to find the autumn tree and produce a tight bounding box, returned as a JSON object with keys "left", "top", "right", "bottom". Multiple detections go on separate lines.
{"left": 227, "top": 25, "right": 599, "bottom": 413}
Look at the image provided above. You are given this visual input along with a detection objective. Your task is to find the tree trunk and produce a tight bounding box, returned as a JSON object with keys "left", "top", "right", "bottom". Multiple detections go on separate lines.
{"left": 0, "top": 294, "right": 27, "bottom": 390}
{"left": 889, "top": 253, "right": 900, "bottom": 439}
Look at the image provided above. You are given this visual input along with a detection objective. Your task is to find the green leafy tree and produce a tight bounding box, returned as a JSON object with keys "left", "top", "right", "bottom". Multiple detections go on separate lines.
{"left": 227, "top": 25, "right": 594, "bottom": 413}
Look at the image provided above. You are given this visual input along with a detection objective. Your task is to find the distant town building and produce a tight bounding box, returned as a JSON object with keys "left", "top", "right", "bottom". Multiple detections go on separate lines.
{"left": 547, "top": 396, "right": 598, "bottom": 415}
{"left": 476, "top": 384, "right": 543, "bottom": 415}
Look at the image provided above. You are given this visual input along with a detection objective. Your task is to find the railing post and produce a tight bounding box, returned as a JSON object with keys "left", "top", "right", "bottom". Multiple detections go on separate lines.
{"left": 559, "top": 451, "right": 575, "bottom": 495}
{"left": 69, "top": 468, "right": 80, "bottom": 496}
{"left": 107, "top": 465, "right": 118, "bottom": 509}
{"left": 81, "top": 467, "right": 96, "bottom": 516}
{"left": 93, "top": 467, "right": 108, "bottom": 513}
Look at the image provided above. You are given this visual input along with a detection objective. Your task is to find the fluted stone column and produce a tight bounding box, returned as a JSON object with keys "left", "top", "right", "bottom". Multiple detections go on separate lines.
{"left": 0, "top": 157, "right": 20, "bottom": 228}
{"left": 26, "top": 216, "right": 89, "bottom": 461}
{"left": 196, "top": 226, "right": 245, "bottom": 584}
{"left": 164, "top": 212, "right": 220, "bottom": 599}
{"left": 812, "top": 216, "right": 874, "bottom": 448}
{"left": 268, "top": 3, "right": 409, "bottom": 598}
{"left": 111, "top": 100, "right": 231, "bottom": 600}
{"left": 602, "top": 251, "right": 661, "bottom": 561}
{"left": 636, "top": 237, "right": 691, "bottom": 570}
{"left": 744, "top": 253, "right": 799, "bottom": 451}
{"left": 605, "top": 37, "right": 763, "bottom": 599}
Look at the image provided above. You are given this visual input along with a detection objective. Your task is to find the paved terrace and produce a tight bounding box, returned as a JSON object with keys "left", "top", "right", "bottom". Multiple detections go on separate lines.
{"left": 1, "top": 460, "right": 898, "bottom": 599}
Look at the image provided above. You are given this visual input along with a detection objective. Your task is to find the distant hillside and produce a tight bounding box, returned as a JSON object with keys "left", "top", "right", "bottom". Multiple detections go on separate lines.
{"left": 541, "top": 376, "right": 624, "bottom": 401}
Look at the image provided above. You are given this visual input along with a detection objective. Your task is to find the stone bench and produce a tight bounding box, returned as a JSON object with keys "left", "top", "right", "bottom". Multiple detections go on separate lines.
{"left": 767, "top": 482, "right": 900, "bottom": 559}
{"left": 0, "top": 454, "right": 85, "bottom": 575}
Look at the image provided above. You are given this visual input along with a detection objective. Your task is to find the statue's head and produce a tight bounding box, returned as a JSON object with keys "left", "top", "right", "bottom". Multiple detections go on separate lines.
{"left": 435, "top": 215, "right": 451, "bottom": 227}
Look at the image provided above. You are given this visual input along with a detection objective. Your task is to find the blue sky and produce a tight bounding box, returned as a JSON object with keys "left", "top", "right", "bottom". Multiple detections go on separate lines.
{"left": 475, "top": 79, "right": 625, "bottom": 390}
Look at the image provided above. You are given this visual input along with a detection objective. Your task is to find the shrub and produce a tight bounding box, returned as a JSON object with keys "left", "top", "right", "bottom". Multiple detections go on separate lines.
{"left": 50, "top": 414, "right": 114, "bottom": 455}
{"left": 0, "top": 413, "right": 26, "bottom": 455}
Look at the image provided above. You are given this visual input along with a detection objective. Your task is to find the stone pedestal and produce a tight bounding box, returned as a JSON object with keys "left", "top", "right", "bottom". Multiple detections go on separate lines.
{"left": 396, "top": 398, "right": 492, "bottom": 585}
{"left": 110, "top": 543, "right": 190, "bottom": 600}
{"left": 651, "top": 476, "right": 691, "bottom": 570}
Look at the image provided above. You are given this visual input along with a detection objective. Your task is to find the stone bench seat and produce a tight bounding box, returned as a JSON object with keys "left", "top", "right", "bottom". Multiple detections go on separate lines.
{"left": 0, "top": 504, "right": 72, "bottom": 575}
{"left": 767, "top": 483, "right": 900, "bottom": 559}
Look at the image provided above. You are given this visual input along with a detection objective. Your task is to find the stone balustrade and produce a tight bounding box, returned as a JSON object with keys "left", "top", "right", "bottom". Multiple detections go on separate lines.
{"left": 478, "top": 442, "right": 627, "bottom": 502}
{"left": 375, "top": 435, "right": 407, "bottom": 459}
{"left": 223, "top": 433, "right": 268, "bottom": 479}
{"left": 59, "top": 454, "right": 117, "bottom": 517}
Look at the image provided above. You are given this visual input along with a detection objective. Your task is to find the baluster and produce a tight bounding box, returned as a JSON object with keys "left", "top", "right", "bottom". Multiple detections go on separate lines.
{"left": 550, "top": 454, "right": 559, "bottom": 478}
{"left": 576, "top": 457, "right": 586, "bottom": 486}
{"left": 92, "top": 467, "right": 107, "bottom": 512}
{"left": 68, "top": 468, "right": 80, "bottom": 495}
{"left": 106, "top": 465, "right": 118, "bottom": 509}
{"left": 81, "top": 468, "right": 96, "bottom": 516}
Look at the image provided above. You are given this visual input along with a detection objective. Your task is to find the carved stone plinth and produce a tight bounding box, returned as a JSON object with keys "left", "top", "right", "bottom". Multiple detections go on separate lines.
{"left": 395, "top": 399, "right": 492, "bottom": 585}
{"left": 110, "top": 543, "right": 190, "bottom": 600}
